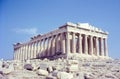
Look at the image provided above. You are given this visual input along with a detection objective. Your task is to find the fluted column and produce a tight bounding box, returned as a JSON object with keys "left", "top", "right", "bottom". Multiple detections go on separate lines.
{"left": 66, "top": 32, "right": 70, "bottom": 55}
{"left": 16, "top": 49, "right": 18, "bottom": 60}
{"left": 90, "top": 36, "right": 93, "bottom": 55}
{"left": 51, "top": 36, "right": 56, "bottom": 56}
{"left": 56, "top": 34, "right": 59, "bottom": 53}
{"left": 78, "top": 33, "right": 82, "bottom": 54}
{"left": 20, "top": 47, "right": 22, "bottom": 60}
{"left": 33, "top": 42, "right": 37, "bottom": 58}
{"left": 72, "top": 32, "right": 76, "bottom": 53}
{"left": 99, "top": 38, "right": 104, "bottom": 56}
{"left": 41, "top": 39, "right": 46, "bottom": 57}
{"left": 95, "top": 37, "right": 99, "bottom": 56}
{"left": 47, "top": 37, "right": 51, "bottom": 56}
{"left": 104, "top": 38, "right": 108, "bottom": 57}
{"left": 25, "top": 44, "right": 28, "bottom": 59}
{"left": 27, "top": 44, "right": 30, "bottom": 59}
{"left": 31, "top": 43, "right": 34, "bottom": 59}
{"left": 36, "top": 41, "right": 39, "bottom": 58}
{"left": 61, "top": 33, "right": 65, "bottom": 54}
{"left": 23, "top": 45, "right": 25, "bottom": 60}
{"left": 84, "top": 35, "right": 88, "bottom": 55}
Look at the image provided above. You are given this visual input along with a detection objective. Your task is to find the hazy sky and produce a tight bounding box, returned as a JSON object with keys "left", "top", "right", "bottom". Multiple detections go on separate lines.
{"left": 0, "top": 0, "right": 120, "bottom": 60}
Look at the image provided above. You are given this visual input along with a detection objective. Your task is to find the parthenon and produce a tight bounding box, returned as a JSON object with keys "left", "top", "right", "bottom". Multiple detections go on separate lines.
{"left": 13, "top": 22, "right": 108, "bottom": 60}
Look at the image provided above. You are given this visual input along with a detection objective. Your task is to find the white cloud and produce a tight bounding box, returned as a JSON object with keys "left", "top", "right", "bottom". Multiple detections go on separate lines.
{"left": 12, "top": 28, "right": 38, "bottom": 35}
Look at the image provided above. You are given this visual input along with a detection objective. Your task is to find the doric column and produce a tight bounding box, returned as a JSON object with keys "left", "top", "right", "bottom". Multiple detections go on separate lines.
{"left": 17, "top": 49, "right": 19, "bottom": 60}
{"left": 72, "top": 32, "right": 76, "bottom": 53}
{"left": 104, "top": 38, "right": 108, "bottom": 57}
{"left": 19, "top": 47, "right": 21, "bottom": 60}
{"left": 25, "top": 44, "right": 28, "bottom": 59}
{"left": 36, "top": 41, "right": 39, "bottom": 58}
{"left": 51, "top": 36, "right": 56, "bottom": 56}
{"left": 27, "top": 44, "right": 30, "bottom": 59}
{"left": 41, "top": 39, "right": 46, "bottom": 57}
{"left": 23, "top": 46, "right": 25, "bottom": 60}
{"left": 33, "top": 42, "right": 37, "bottom": 58}
{"left": 84, "top": 35, "right": 88, "bottom": 55}
{"left": 56, "top": 34, "right": 60, "bottom": 53}
{"left": 90, "top": 36, "right": 93, "bottom": 55}
{"left": 16, "top": 48, "right": 19, "bottom": 60}
{"left": 66, "top": 32, "right": 70, "bottom": 54}
{"left": 99, "top": 38, "right": 104, "bottom": 56}
{"left": 61, "top": 33, "right": 65, "bottom": 54}
{"left": 38, "top": 40, "right": 42, "bottom": 58}
{"left": 31, "top": 43, "right": 34, "bottom": 59}
{"left": 47, "top": 37, "right": 51, "bottom": 56}
{"left": 78, "top": 33, "right": 82, "bottom": 54}
{"left": 95, "top": 37, "right": 99, "bottom": 56}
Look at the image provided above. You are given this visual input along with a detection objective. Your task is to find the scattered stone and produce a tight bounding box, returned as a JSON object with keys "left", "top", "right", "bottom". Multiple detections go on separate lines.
{"left": 47, "top": 66, "right": 53, "bottom": 73}
{"left": 66, "top": 64, "right": 79, "bottom": 72}
{"left": 57, "top": 71, "right": 73, "bottom": 79}
{"left": 24, "top": 64, "right": 33, "bottom": 70}
{"left": 37, "top": 69, "right": 48, "bottom": 76}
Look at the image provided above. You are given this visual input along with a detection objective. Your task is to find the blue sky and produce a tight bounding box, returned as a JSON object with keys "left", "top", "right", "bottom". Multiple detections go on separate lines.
{"left": 0, "top": 0, "right": 120, "bottom": 60}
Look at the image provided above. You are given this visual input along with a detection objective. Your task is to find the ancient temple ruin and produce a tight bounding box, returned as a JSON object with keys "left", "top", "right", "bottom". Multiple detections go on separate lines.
{"left": 13, "top": 22, "right": 108, "bottom": 60}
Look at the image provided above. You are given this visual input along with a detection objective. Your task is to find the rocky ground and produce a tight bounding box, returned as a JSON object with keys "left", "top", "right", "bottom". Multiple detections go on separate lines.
{"left": 0, "top": 57, "right": 120, "bottom": 79}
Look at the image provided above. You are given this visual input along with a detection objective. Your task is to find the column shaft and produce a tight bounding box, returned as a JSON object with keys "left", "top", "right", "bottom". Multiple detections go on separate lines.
{"left": 90, "top": 36, "right": 93, "bottom": 55}
{"left": 104, "top": 38, "right": 108, "bottom": 57}
{"left": 78, "top": 33, "right": 82, "bottom": 54}
{"left": 66, "top": 32, "right": 70, "bottom": 56}
{"left": 72, "top": 32, "right": 76, "bottom": 53}
{"left": 95, "top": 37, "right": 99, "bottom": 56}
{"left": 61, "top": 33, "right": 65, "bottom": 54}
{"left": 84, "top": 35, "right": 88, "bottom": 54}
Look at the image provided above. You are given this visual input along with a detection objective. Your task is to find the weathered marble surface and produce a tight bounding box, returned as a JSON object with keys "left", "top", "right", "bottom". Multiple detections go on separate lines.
{"left": 0, "top": 58, "right": 120, "bottom": 79}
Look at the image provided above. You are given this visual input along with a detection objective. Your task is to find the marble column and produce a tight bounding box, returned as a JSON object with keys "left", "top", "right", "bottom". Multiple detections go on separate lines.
{"left": 19, "top": 47, "right": 21, "bottom": 60}
{"left": 36, "top": 41, "right": 40, "bottom": 58}
{"left": 90, "top": 36, "right": 93, "bottom": 55}
{"left": 72, "top": 32, "right": 76, "bottom": 53}
{"left": 61, "top": 33, "right": 65, "bottom": 54}
{"left": 84, "top": 35, "right": 88, "bottom": 55}
{"left": 95, "top": 37, "right": 99, "bottom": 56}
{"left": 104, "top": 38, "right": 108, "bottom": 57}
{"left": 42, "top": 39, "right": 46, "bottom": 57}
{"left": 34, "top": 42, "right": 37, "bottom": 58}
{"left": 78, "top": 33, "right": 82, "bottom": 54}
{"left": 47, "top": 37, "right": 51, "bottom": 56}
{"left": 56, "top": 34, "right": 59, "bottom": 53}
{"left": 24, "top": 45, "right": 27, "bottom": 60}
{"left": 27, "top": 44, "right": 30, "bottom": 59}
{"left": 51, "top": 36, "right": 56, "bottom": 56}
{"left": 99, "top": 38, "right": 104, "bottom": 56}
{"left": 31, "top": 43, "right": 34, "bottom": 58}
{"left": 66, "top": 32, "right": 70, "bottom": 54}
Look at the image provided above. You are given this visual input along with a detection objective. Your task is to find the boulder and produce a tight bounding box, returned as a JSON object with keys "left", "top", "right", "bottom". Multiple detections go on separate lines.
{"left": 47, "top": 66, "right": 53, "bottom": 73}
{"left": 36, "top": 69, "right": 48, "bottom": 76}
{"left": 46, "top": 74, "right": 57, "bottom": 79}
{"left": 24, "top": 64, "right": 33, "bottom": 70}
{"left": 57, "top": 71, "right": 73, "bottom": 79}
{"left": 66, "top": 64, "right": 79, "bottom": 72}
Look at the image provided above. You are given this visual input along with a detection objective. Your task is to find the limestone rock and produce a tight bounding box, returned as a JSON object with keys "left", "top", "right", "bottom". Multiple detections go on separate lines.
{"left": 46, "top": 74, "right": 57, "bottom": 79}
{"left": 37, "top": 69, "right": 48, "bottom": 76}
{"left": 47, "top": 66, "right": 53, "bottom": 73}
{"left": 66, "top": 64, "right": 79, "bottom": 72}
{"left": 57, "top": 71, "right": 73, "bottom": 79}
{"left": 24, "top": 64, "right": 33, "bottom": 70}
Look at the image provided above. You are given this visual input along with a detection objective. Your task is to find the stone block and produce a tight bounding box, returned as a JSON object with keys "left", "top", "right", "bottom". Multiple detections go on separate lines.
{"left": 24, "top": 64, "right": 33, "bottom": 70}
{"left": 57, "top": 71, "right": 73, "bottom": 79}
{"left": 67, "top": 64, "right": 79, "bottom": 72}
{"left": 37, "top": 69, "right": 48, "bottom": 76}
